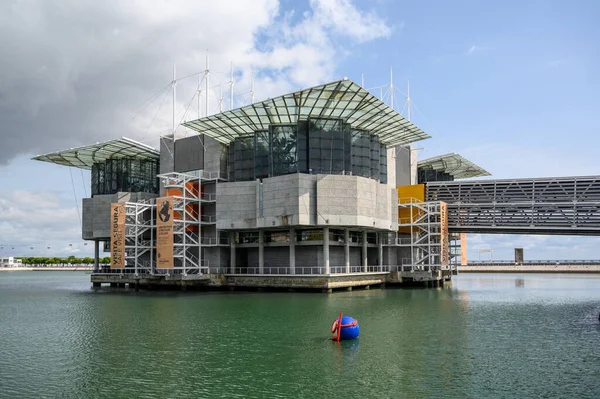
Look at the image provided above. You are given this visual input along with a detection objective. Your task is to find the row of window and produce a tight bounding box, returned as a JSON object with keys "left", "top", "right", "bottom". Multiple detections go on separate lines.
{"left": 229, "top": 118, "right": 388, "bottom": 183}
{"left": 237, "top": 229, "right": 378, "bottom": 244}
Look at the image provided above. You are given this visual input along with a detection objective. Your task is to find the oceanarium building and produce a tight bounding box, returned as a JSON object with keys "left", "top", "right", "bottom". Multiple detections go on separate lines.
{"left": 34, "top": 79, "right": 489, "bottom": 290}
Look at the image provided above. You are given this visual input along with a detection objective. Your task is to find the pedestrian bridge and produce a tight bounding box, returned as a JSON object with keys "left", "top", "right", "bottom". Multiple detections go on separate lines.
{"left": 425, "top": 175, "right": 600, "bottom": 235}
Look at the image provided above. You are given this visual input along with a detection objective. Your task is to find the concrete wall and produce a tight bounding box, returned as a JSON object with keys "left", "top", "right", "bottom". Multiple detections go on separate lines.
{"left": 395, "top": 145, "right": 412, "bottom": 186}
{"left": 316, "top": 175, "right": 396, "bottom": 230}
{"left": 203, "top": 136, "right": 225, "bottom": 174}
{"left": 217, "top": 173, "right": 396, "bottom": 231}
{"left": 174, "top": 135, "right": 204, "bottom": 172}
{"left": 217, "top": 181, "right": 258, "bottom": 229}
{"left": 82, "top": 192, "right": 156, "bottom": 240}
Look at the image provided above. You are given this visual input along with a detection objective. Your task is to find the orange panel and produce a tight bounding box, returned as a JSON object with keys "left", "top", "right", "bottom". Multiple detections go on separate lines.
{"left": 397, "top": 184, "right": 426, "bottom": 233}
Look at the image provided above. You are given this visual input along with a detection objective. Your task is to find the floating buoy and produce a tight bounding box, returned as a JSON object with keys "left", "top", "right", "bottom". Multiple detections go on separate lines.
{"left": 331, "top": 312, "right": 360, "bottom": 341}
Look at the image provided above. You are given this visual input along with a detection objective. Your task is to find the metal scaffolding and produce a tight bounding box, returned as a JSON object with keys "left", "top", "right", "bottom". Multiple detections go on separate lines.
{"left": 124, "top": 200, "right": 155, "bottom": 275}
{"left": 396, "top": 199, "right": 447, "bottom": 271}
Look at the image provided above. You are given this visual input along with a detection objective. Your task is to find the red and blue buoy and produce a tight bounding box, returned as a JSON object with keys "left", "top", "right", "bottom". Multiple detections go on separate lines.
{"left": 331, "top": 313, "right": 360, "bottom": 341}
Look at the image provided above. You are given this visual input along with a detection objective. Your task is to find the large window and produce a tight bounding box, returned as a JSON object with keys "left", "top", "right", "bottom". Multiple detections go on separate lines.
{"left": 254, "top": 131, "right": 269, "bottom": 179}
{"left": 228, "top": 118, "right": 388, "bottom": 184}
{"left": 234, "top": 135, "right": 254, "bottom": 181}
{"left": 351, "top": 129, "right": 371, "bottom": 178}
{"left": 91, "top": 158, "right": 159, "bottom": 196}
{"left": 271, "top": 125, "right": 298, "bottom": 176}
{"left": 308, "top": 119, "right": 345, "bottom": 174}
{"left": 379, "top": 143, "right": 388, "bottom": 184}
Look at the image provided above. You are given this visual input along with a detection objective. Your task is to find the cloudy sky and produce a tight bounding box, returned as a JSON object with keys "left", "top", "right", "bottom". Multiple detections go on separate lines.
{"left": 0, "top": 0, "right": 599, "bottom": 260}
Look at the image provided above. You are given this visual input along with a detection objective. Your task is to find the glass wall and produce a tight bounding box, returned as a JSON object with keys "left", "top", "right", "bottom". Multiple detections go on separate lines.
{"left": 308, "top": 119, "right": 345, "bottom": 174}
{"left": 91, "top": 158, "right": 159, "bottom": 196}
{"left": 254, "top": 131, "right": 269, "bottom": 179}
{"left": 228, "top": 118, "right": 389, "bottom": 184}
{"left": 418, "top": 169, "right": 454, "bottom": 184}
{"left": 234, "top": 135, "right": 254, "bottom": 181}
{"left": 271, "top": 125, "right": 298, "bottom": 176}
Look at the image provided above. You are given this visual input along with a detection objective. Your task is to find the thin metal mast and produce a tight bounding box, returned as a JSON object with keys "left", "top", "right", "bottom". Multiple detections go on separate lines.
{"left": 172, "top": 64, "right": 176, "bottom": 133}
{"left": 406, "top": 81, "right": 411, "bottom": 121}
{"left": 197, "top": 71, "right": 201, "bottom": 119}
{"left": 229, "top": 62, "right": 234, "bottom": 110}
{"left": 250, "top": 70, "right": 255, "bottom": 104}
{"left": 219, "top": 82, "right": 223, "bottom": 113}
{"left": 205, "top": 50, "right": 210, "bottom": 117}
{"left": 390, "top": 66, "right": 394, "bottom": 110}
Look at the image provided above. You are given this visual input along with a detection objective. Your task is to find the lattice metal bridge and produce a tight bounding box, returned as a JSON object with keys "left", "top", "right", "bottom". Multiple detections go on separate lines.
{"left": 425, "top": 175, "right": 600, "bottom": 235}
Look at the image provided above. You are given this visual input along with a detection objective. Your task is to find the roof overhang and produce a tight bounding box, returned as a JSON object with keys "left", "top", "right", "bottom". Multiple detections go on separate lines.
{"left": 183, "top": 79, "right": 431, "bottom": 147}
{"left": 418, "top": 152, "right": 491, "bottom": 179}
{"left": 32, "top": 137, "right": 159, "bottom": 170}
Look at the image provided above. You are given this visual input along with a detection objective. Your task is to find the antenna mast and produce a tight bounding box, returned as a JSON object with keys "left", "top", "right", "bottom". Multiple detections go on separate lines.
{"left": 390, "top": 66, "right": 394, "bottom": 110}
{"left": 205, "top": 50, "right": 210, "bottom": 117}
{"left": 229, "top": 62, "right": 234, "bottom": 110}
{"left": 406, "top": 81, "right": 411, "bottom": 121}
{"left": 172, "top": 64, "right": 176, "bottom": 133}
{"left": 250, "top": 71, "right": 255, "bottom": 104}
{"left": 219, "top": 82, "right": 223, "bottom": 113}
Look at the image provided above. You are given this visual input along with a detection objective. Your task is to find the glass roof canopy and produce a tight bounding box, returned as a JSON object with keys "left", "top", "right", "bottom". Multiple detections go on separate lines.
{"left": 418, "top": 153, "right": 491, "bottom": 179}
{"left": 32, "top": 137, "right": 159, "bottom": 170}
{"left": 183, "top": 79, "right": 431, "bottom": 147}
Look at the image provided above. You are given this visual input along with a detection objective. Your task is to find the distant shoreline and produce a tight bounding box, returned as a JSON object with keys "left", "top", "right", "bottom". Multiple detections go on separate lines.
{"left": 459, "top": 265, "right": 600, "bottom": 273}
{"left": 0, "top": 267, "right": 93, "bottom": 272}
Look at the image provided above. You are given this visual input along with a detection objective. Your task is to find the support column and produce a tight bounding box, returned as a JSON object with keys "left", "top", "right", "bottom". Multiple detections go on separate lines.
{"left": 323, "top": 227, "right": 330, "bottom": 275}
{"left": 229, "top": 231, "right": 236, "bottom": 273}
{"left": 378, "top": 233, "right": 383, "bottom": 270}
{"left": 258, "top": 230, "right": 264, "bottom": 274}
{"left": 289, "top": 228, "right": 296, "bottom": 275}
{"left": 362, "top": 230, "right": 368, "bottom": 272}
{"left": 344, "top": 229, "right": 350, "bottom": 274}
{"left": 93, "top": 240, "right": 99, "bottom": 272}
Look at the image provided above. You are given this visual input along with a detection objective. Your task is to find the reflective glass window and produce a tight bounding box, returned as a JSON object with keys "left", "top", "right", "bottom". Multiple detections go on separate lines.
{"left": 254, "top": 131, "right": 269, "bottom": 179}
{"left": 234, "top": 136, "right": 254, "bottom": 181}
{"left": 271, "top": 125, "right": 298, "bottom": 176}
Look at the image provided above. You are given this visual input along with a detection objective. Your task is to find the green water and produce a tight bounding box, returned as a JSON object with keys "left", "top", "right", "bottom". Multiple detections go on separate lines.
{"left": 0, "top": 272, "right": 599, "bottom": 398}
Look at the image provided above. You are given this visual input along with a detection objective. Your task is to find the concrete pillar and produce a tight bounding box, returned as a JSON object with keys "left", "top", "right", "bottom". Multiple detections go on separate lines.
{"left": 378, "top": 233, "right": 383, "bottom": 270}
{"left": 362, "top": 230, "right": 368, "bottom": 272}
{"left": 229, "top": 231, "right": 236, "bottom": 273}
{"left": 93, "top": 240, "right": 99, "bottom": 272}
{"left": 289, "top": 228, "right": 296, "bottom": 275}
{"left": 258, "top": 230, "right": 264, "bottom": 274}
{"left": 344, "top": 229, "right": 350, "bottom": 274}
{"left": 323, "top": 227, "right": 330, "bottom": 274}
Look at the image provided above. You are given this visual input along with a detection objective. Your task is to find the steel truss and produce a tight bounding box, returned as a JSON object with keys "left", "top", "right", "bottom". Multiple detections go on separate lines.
{"left": 396, "top": 199, "right": 449, "bottom": 271}
{"left": 124, "top": 200, "right": 155, "bottom": 275}
{"left": 426, "top": 176, "right": 600, "bottom": 234}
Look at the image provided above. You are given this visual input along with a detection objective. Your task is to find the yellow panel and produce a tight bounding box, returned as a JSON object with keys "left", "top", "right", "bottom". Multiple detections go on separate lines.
{"left": 397, "top": 184, "right": 425, "bottom": 203}
{"left": 397, "top": 184, "right": 426, "bottom": 233}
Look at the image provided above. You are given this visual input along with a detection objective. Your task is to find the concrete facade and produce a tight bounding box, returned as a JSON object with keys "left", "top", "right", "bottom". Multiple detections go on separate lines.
{"left": 216, "top": 173, "right": 396, "bottom": 231}
{"left": 82, "top": 192, "right": 157, "bottom": 240}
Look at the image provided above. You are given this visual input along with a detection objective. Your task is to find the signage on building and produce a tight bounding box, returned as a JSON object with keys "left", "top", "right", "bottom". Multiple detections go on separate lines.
{"left": 156, "top": 196, "right": 174, "bottom": 269}
{"left": 460, "top": 233, "right": 468, "bottom": 266}
{"left": 110, "top": 203, "right": 126, "bottom": 269}
{"left": 440, "top": 202, "right": 449, "bottom": 265}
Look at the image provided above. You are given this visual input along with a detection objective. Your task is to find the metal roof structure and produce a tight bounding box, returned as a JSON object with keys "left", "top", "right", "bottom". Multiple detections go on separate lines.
{"left": 418, "top": 152, "right": 491, "bottom": 179}
{"left": 32, "top": 137, "right": 159, "bottom": 170}
{"left": 183, "top": 79, "right": 431, "bottom": 147}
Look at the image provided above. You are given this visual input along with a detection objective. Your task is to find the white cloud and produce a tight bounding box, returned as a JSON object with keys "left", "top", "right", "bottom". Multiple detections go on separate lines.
{"left": 467, "top": 45, "right": 482, "bottom": 54}
{"left": 0, "top": 0, "right": 392, "bottom": 162}
{"left": 0, "top": 190, "right": 87, "bottom": 257}
{"left": 0, "top": 0, "right": 392, "bottom": 256}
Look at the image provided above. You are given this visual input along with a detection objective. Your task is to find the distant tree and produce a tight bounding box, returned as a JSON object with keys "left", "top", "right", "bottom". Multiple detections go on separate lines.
{"left": 101, "top": 256, "right": 111, "bottom": 265}
{"left": 82, "top": 257, "right": 93, "bottom": 265}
